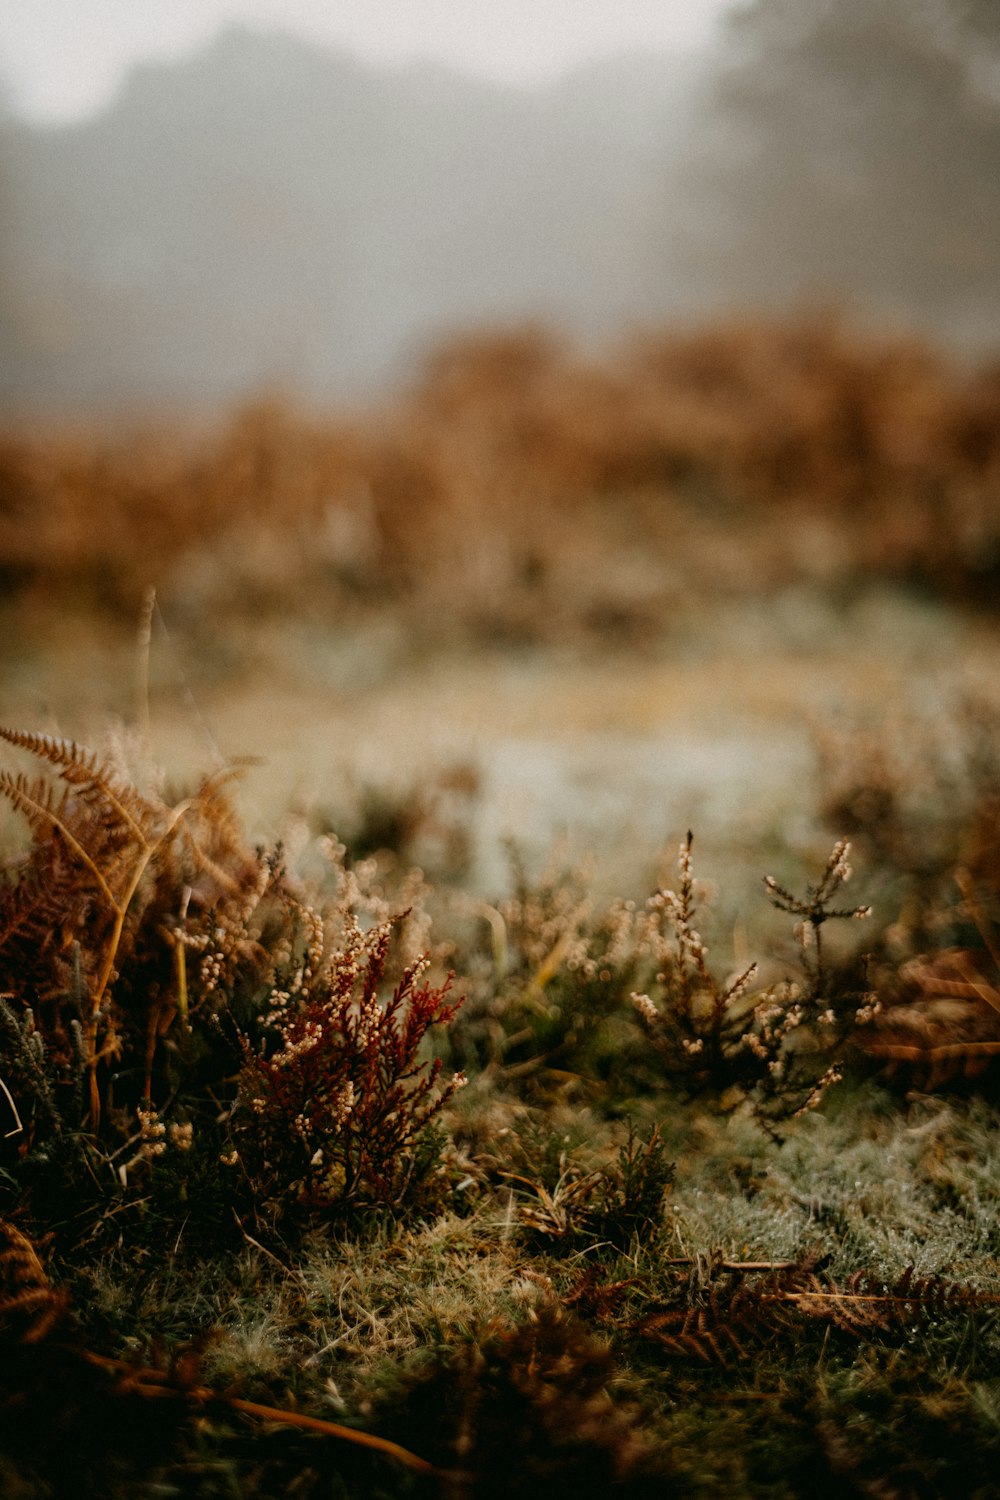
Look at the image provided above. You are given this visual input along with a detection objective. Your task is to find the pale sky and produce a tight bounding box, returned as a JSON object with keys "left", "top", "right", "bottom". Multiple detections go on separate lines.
{"left": 1, "top": 0, "right": 732, "bottom": 122}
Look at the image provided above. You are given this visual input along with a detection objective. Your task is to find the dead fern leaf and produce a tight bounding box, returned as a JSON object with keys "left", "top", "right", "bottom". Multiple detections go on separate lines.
{"left": 0, "top": 1219, "right": 68, "bottom": 1344}
{"left": 0, "top": 728, "right": 270, "bottom": 1131}
{"left": 638, "top": 1301, "right": 748, "bottom": 1366}
{"left": 634, "top": 1257, "right": 997, "bottom": 1365}
{"left": 864, "top": 950, "right": 1000, "bottom": 1087}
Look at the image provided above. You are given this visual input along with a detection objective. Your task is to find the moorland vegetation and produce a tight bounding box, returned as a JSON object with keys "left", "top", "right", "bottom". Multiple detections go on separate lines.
{"left": 2, "top": 314, "right": 999, "bottom": 661}
{"left": 1, "top": 316, "right": 999, "bottom": 1496}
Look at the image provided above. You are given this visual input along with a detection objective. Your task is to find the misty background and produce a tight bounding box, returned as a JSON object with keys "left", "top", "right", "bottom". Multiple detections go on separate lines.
{"left": 0, "top": 0, "right": 998, "bottom": 417}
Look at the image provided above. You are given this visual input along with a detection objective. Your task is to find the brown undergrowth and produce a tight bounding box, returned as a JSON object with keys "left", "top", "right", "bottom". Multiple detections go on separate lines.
{"left": 2, "top": 315, "right": 999, "bottom": 656}
{"left": 818, "top": 697, "right": 1000, "bottom": 1090}
{"left": 0, "top": 727, "right": 465, "bottom": 1234}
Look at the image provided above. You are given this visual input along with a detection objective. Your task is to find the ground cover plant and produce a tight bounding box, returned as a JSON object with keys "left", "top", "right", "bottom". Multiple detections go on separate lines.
{"left": 1, "top": 706, "right": 999, "bottom": 1497}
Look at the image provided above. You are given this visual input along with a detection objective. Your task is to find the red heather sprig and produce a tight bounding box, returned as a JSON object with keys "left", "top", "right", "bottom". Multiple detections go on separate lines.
{"left": 236, "top": 920, "right": 465, "bottom": 1211}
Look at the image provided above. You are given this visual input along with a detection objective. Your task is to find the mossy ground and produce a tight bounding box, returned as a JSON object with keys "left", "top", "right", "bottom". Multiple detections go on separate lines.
{"left": 2, "top": 1061, "right": 998, "bottom": 1497}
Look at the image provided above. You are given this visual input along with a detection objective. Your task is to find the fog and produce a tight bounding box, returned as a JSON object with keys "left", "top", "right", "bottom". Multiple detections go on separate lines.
{"left": 0, "top": 2, "right": 997, "bottom": 417}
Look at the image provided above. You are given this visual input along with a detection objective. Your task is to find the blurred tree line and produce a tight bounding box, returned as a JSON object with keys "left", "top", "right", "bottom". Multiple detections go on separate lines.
{"left": 0, "top": 2, "right": 998, "bottom": 419}
{"left": 689, "top": 0, "right": 1000, "bottom": 338}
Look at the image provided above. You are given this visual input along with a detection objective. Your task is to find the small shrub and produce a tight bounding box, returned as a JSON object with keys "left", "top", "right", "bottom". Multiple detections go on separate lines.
{"left": 596, "top": 1121, "right": 676, "bottom": 1248}
{"left": 631, "top": 836, "right": 874, "bottom": 1127}
{"left": 0, "top": 726, "right": 462, "bottom": 1239}
{"left": 233, "top": 916, "right": 466, "bottom": 1215}
{"left": 818, "top": 701, "right": 1000, "bottom": 1089}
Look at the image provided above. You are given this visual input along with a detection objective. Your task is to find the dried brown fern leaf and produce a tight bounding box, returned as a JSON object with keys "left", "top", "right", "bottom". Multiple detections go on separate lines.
{"left": 902, "top": 950, "right": 1000, "bottom": 1015}
{"left": 774, "top": 1265, "right": 999, "bottom": 1335}
{"left": 865, "top": 1036, "right": 1000, "bottom": 1089}
{"left": 635, "top": 1256, "right": 996, "bottom": 1365}
{"left": 0, "top": 853, "right": 87, "bottom": 965}
{"left": 0, "top": 729, "right": 154, "bottom": 846}
{"left": 772, "top": 1277, "right": 894, "bottom": 1338}
{"left": 0, "top": 728, "right": 270, "bottom": 1132}
{"left": 561, "top": 1269, "right": 645, "bottom": 1325}
{"left": 173, "top": 768, "right": 261, "bottom": 904}
{"left": 634, "top": 1263, "right": 801, "bottom": 1366}
{"left": 638, "top": 1300, "right": 749, "bottom": 1366}
{"left": 860, "top": 944, "right": 1000, "bottom": 1087}
{"left": 863, "top": 988, "right": 1000, "bottom": 1089}
{"left": 0, "top": 770, "right": 121, "bottom": 909}
{"left": 0, "top": 1219, "right": 68, "bottom": 1344}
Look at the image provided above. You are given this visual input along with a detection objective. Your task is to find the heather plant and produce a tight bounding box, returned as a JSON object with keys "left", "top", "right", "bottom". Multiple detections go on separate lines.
{"left": 449, "top": 832, "right": 876, "bottom": 1122}
{"left": 232, "top": 914, "right": 466, "bottom": 1215}
{"left": 631, "top": 835, "right": 875, "bottom": 1126}
{"left": 0, "top": 724, "right": 465, "bottom": 1243}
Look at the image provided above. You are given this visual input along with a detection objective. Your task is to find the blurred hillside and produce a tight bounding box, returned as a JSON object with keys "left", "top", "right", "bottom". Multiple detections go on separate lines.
{"left": 0, "top": 27, "right": 704, "bottom": 415}
{"left": 2, "top": 3, "right": 998, "bottom": 419}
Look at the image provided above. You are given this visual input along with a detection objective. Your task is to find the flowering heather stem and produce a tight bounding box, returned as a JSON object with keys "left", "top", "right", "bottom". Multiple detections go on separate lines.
{"left": 235, "top": 913, "right": 464, "bottom": 1213}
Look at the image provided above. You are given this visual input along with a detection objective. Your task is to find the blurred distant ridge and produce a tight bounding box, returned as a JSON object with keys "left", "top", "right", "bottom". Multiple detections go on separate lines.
{"left": 0, "top": 6, "right": 998, "bottom": 418}
{"left": 0, "top": 27, "right": 702, "bottom": 415}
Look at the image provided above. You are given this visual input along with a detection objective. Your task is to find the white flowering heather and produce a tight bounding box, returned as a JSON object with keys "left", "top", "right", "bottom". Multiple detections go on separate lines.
{"left": 631, "top": 992, "right": 660, "bottom": 1025}
{"left": 631, "top": 834, "right": 874, "bottom": 1130}
{"left": 234, "top": 915, "right": 464, "bottom": 1212}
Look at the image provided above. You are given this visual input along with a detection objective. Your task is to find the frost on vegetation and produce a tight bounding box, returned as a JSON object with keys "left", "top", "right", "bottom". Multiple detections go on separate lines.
{"left": 668, "top": 1189, "right": 807, "bottom": 1265}
{"left": 210, "top": 1312, "right": 295, "bottom": 1382}
{"left": 630, "top": 834, "right": 874, "bottom": 1127}
{"left": 737, "top": 1099, "right": 1000, "bottom": 1282}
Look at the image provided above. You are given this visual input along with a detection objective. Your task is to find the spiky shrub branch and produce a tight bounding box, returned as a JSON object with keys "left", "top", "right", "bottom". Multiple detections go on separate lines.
{"left": 629, "top": 833, "right": 761, "bottom": 1093}
{"left": 762, "top": 837, "right": 872, "bottom": 1010}
{"left": 746, "top": 837, "right": 877, "bottom": 1122}
{"left": 631, "top": 836, "right": 875, "bottom": 1124}
{"left": 233, "top": 913, "right": 465, "bottom": 1213}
